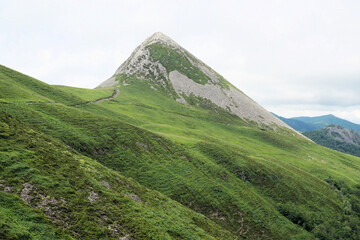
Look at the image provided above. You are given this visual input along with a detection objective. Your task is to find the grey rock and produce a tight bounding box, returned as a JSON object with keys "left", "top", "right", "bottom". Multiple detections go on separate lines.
{"left": 21, "top": 183, "right": 35, "bottom": 204}
{"left": 125, "top": 193, "right": 142, "bottom": 203}
{"left": 100, "top": 181, "right": 111, "bottom": 189}
{"left": 4, "top": 186, "right": 12, "bottom": 193}
{"left": 88, "top": 191, "right": 99, "bottom": 203}
{"left": 136, "top": 142, "right": 150, "bottom": 152}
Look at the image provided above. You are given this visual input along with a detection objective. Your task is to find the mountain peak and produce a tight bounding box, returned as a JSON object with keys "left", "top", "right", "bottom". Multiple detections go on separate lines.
{"left": 135, "top": 32, "right": 181, "bottom": 52}
{"left": 97, "top": 32, "right": 203, "bottom": 88}
{"left": 145, "top": 32, "right": 176, "bottom": 45}
{"left": 97, "top": 33, "right": 295, "bottom": 131}
{"left": 149, "top": 31, "right": 169, "bottom": 39}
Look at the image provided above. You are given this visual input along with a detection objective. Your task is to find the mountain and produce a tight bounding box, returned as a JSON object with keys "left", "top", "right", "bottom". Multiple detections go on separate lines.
{"left": 1, "top": 33, "right": 360, "bottom": 239}
{"left": 274, "top": 113, "right": 360, "bottom": 134}
{"left": 293, "top": 114, "right": 360, "bottom": 133}
{"left": 303, "top": 125, "right": 360, "bottom": 157}
{"left": 98, "top": 32, "right": 292, "bottom": 130}
{"left": 272, "top": 113, "right": 318, "bottom": 132}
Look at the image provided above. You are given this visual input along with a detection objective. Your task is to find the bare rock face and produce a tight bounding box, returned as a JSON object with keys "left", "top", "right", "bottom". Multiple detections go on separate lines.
{"left": 97, "top": 32, "right": 295, "bottom": 130}
{"left": 97, "top": 32, "right": 171, "bottom": 89}
{"left": 168, "top": 70, "right": 289, "bottom": 127}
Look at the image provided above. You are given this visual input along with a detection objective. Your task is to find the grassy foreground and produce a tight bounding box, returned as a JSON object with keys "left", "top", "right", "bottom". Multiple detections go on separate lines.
{"left": 1, "top": 64, "right": 360, "bottom": 239}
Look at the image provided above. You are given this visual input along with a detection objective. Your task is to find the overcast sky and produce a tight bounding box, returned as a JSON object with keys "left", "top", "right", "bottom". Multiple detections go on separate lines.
{"left": 1, "top": 0, "right": 360, "bottom": 123}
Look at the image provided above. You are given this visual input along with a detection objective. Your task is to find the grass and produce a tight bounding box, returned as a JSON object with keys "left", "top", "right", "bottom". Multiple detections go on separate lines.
{"left": 0, "top": 110, "right": 236, "bottom": 239}
{"left": 0, "top": 65, "right": 111, "bottom": 105}
{"left": 148, "top": 43, "right": 210, "bottom": 85}
{"left": 1, "top": 64, "right": 360, "bottom": 239}
{"left": 54, "top": 85, "right": 114, "bottom": 103}
{"left": 0, "top": 191, "right": 73, "bottom": 240}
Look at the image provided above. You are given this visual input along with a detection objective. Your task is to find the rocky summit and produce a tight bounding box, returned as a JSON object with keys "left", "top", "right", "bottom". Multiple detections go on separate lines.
{"left": 98, "top": 32, "right": 291, "bottom": 129}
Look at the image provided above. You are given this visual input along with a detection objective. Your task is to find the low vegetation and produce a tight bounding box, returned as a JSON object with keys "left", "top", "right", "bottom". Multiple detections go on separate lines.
{"left": 1, "top": 63, "right": 360, "bottom": 240}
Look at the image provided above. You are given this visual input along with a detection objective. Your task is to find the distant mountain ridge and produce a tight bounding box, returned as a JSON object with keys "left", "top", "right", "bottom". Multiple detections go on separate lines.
{"left": 293, "top": 114, "right": 360, "bottom": 133}
{"left": 272, "top": 113, "right": 318, "bottom": 132}
{"left": 274, "top": 113, "right": 360, "bottom": 134}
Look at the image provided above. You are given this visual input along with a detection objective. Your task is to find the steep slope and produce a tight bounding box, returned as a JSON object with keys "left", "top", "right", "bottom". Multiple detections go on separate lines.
{"left": 0, "top": 67, "right": 238, "bottom": 239}
{"left": 53, "top": 69, "right": 360, "bottom": 239}
{"left": 0, "top": 105, "right": 236, "bottom": 239}
{"left": 98, "top": 32, "right": 292, "bottom": 129}
{"left": 303, "top": 125, "right": 360, "bottom": 157}
{"left": 292, "top": 114, "right": 360, "bottom": 134}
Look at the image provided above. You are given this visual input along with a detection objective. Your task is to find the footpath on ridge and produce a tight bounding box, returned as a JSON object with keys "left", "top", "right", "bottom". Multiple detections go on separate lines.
{"left": 73, "top": 87, "right": 120, "bottom": 106}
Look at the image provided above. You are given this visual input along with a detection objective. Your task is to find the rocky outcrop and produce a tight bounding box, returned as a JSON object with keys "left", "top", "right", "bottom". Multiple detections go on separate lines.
{"left": 20, "top": 183, "right": 69, "bottom": 227}
{"left": 325, "top": 125, "right": 360, "bottom": 145}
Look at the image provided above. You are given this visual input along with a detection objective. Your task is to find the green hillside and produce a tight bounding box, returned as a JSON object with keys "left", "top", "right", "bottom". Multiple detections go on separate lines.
{"left": 0, "top": 66, "right": 237, "bottom": 239}
{"left": 1, "top": 64, "right": 360, "bottom": 239}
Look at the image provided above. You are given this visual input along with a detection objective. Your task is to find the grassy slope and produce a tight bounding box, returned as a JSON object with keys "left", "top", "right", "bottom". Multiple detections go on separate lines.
{"left": 0, "top": 66, "right": 237, "bottom": 239}
{"left": 1, "top": 65, "right": 360, "bottom": 239}
{"left": 49, "top": 82, "right": 360, "bottom": 238}
{"left": 54, "top": 85, "right": 115, "bottom": 103}
{"left": 0, "top": 191, "right": 73, "bottom": 240}
{"left": 0, "top": 65, "right": 112, "bottom": 105}
{"left": 0, "top": 110, "right": 236, "bottom": 240}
